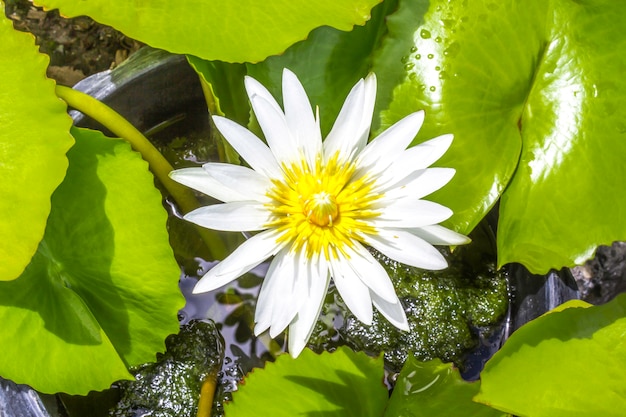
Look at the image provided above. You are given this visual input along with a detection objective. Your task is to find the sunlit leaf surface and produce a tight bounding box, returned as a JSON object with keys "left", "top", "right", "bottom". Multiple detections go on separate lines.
{"left": 34, "top": 0, "right": 382, "bottom": 63}
{"left": 0, "top": 129, "right": 184, "bottom": 394}
{"left": 477, "top": 297, "right": 626, "bottom": 417}
{"left": 385, "top": 357, "right": 505, "bottom": 417}
{"left": 226, "top": 347, "right": 388, "bottom": 417}
{"left": 0, "top": 11, "right": 73, "bottom": 281}
{"left": 374, "top": 0, "right": 626, "bottom": 272}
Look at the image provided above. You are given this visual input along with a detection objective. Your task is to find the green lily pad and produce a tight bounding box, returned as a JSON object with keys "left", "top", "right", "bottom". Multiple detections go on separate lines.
{"left": 373, "top": 0, "right": 537, "bottom": 248}
{"left": 477, "top": 296, "right": 626, "bottom": 417}
{"left": 188, "top": 1, "right": 397, "bottom": 160}
{"left": 385, "top": 356, "right": 506, "bottom": 417}
{"left": 374, "top": 0, "right": 626, "bottom": 273}
{"left": 496, "top": 0, "right": 626, "bottom": 271}
{"left": 187, "top": 58, "right": 249, "bottom": 126}
{"left": 0, "top": 128, "right": 184, "bottom": 394}
{"left": 244, "top": 0, "right": 399, "bottom": 136}
{"left": 33, "top": 0, "right": 381, "bottom": 63}
{"left": 226, "top": 347, "right": 388, "bottom": 417}
{"left": 0, "top": 12, "right": 74, "bottom": 281}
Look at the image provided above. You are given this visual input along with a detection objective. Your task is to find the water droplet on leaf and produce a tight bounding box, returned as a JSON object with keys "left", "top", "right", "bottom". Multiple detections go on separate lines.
{"left": 441, "top": 19, "right": 455, "bottom": 28}
{"left": 444, "top": 42, "right": 460, "bottom": 57}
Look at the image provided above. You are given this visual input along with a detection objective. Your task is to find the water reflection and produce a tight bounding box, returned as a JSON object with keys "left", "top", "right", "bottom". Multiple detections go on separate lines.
{"left": 178, "top": 260, "right": 283, "bottom": 404}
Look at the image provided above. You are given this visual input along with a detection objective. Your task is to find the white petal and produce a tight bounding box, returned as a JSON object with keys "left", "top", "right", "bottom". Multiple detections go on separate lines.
{"left": 371, "top": 291, "right": 409, "bottom": 331}
{"left": 254, "top": 257, "right": 280, "bottom": 335}
{"left": 244, "top": 75, "right": 284, "bottom": 116}
{"left": 360, "top": 73, "right": 377, "bottom": 145}
{"left": 365, "top": 229, "right": 448, "bottom": 270}
{"left": 193, "top": 230, "right": 282, "bottom": 293}
{"left": 249, "top": 94, "right": 300, "bottom": 164}
{"left": 403, "top": 133, "right": 454, "bottom": 169}
{"left": 329, "top": 257, "right": 373, "bottom": 325}
{"left": 202, "top": 163, "right": 272, "bottom": 202}
{"left": 212, "top": 116, "right": 282, "bottom": 179}
{"left": 355, "top": 111, "right": 424, "bottom": 177}
{"left": 374, "top": 199, "right": 453, "bottom": 228}
{"left": 184, "top": 202, "right": 271, "bottom": 232}
{"left": 245, "top": 75, "right": 300, "bottom": 164}
{"left": 254, "top": 249, "right": 304, "bottom": 337}
{"left": 343, "top": 243, "right": 398, "bottom": 303}
{"left": 380, "top": 168, "right": 455, "bottom": 199}
{"left": 287, "top": 257, "right": 330, "bottom": 357}
{"left": 269, "top": 251, "right": 307, "bottom": 338}
{"left": 375, "top": 134, "right": 454, "bottom": 190}
{"left": 282, "top": 69, "right": 322, "bottom": 168}
{"left": 169, "top": 167, "right": 248, "bottom": 202}
{"left": 410, "top": 225, "right": 471, "bottom": 245}
{"left": 324, "top": 74, "right": 377, "bottom": 162}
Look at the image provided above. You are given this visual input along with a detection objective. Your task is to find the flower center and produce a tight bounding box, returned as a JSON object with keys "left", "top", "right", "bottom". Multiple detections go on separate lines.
{"left": 304, "top": 191, "right": 339, "bottom": 227}
{"left": 265, "top": 153, "right": 382, "bottom": 259}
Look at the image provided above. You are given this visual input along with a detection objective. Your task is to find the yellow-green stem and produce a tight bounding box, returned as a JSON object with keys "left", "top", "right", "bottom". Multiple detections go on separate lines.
{"left": 196, "top": 371, "right": 218, "bottom": 417}
{"left": 56, "top": 85, "right": 227, "bottom": 260}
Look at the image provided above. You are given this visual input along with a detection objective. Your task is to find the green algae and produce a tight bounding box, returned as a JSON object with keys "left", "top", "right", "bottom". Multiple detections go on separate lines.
{"left": 109, "top": 319, "right": 224, "bottom": 417}
{"left": 311, "top": 221, "right": 509, "bottom": 372}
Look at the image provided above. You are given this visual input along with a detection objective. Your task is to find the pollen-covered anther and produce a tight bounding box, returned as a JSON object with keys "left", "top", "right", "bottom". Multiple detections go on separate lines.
{"left": 303, "top": 191, "right": 339, "bottom": 227}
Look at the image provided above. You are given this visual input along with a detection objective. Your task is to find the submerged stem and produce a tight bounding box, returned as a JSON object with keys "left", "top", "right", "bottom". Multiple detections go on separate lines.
{"left": 196, "top": 371, "right": 218, "bottom": 417}
{"left": 56, "top": 85, "right": 227, "bottom": 260}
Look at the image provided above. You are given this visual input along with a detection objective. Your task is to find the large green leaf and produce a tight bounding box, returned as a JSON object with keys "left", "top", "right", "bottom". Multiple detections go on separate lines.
{"left": 245, "top": 0, "right": 399, "bottom": 137}
{"left": 0, "top": 9, "right": 74, "bottom": 281}
{"left": 187, "top": 59, "right": 249, "bottom": 127}
{"left": 226, "top": 347, "right": 388, "bottom": 417}
{"left": 189, "top": 0, "right": 398, "bottom": 141}
{"left": 373, "top": 0, "right": 626, "bottom": 273}
{"left": 373, "top": 0, "right": 525, "bottom": 236}
{"left": 34, "top": 0, "right": 382, "bottom": 63}
{"left": 476, "top": 296, "right": 626, "bottom": 417}
{"left": 0, "top": 128, "right": 184, "bottom": 394}
{"left": 385, "top": 357, "right": 506, "bottom": 417}
{"left": 496, "top": 1, "right": 626, "bottom": 271}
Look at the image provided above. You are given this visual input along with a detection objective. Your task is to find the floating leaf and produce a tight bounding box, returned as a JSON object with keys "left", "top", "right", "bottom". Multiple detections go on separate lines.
{"left": 0, "top": 128, "right": 184, "bottom": 394}
{"left": 226, "top": 347, "right": 388, "bottom": 417}
{"left": 495, "top": 0, "right": 626, "bottom": 271}
{"left": 374, "top": 0, "right": 537, "bottom": 244}
{"left": 0, "top": 11, "right": 74, "bottom": 281}
{"left": 477, "top": 297, "right": 626, "bottom": 417}
{"left": 34, "top": 0, "right": 382, "bottom": 63}
{"left": 385, "top": 357, "right": 506, "bottom": 417}
{"left": 373, "top": 0, "right": 626, "bottom": 273}
{"left": 244, "top": 0, "right": 398, "bottom": 136}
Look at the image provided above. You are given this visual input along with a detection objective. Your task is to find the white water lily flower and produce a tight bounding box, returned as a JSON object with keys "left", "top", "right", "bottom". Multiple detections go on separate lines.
{"left": 170, "top": 69, "right": 469, "bottom": 357}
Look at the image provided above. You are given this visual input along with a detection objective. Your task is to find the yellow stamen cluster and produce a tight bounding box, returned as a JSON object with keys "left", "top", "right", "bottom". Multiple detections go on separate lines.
{"left": 266, "top": 153, "right": 382, "bottom": 260}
